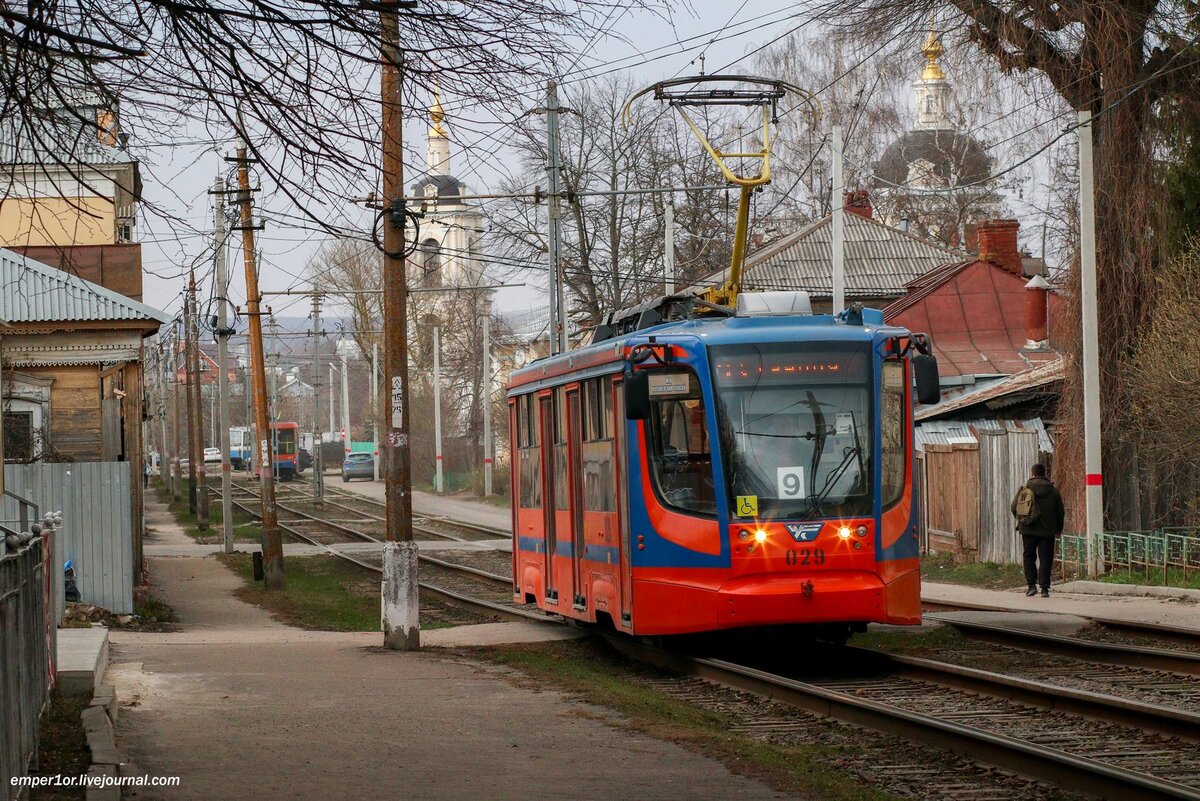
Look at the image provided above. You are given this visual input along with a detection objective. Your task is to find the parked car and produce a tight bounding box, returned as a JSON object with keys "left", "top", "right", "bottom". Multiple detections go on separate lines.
{"left": 341, "top": 452, "right": 374, "bottom": 482}
{"left": 203, "top": 447, "right": 221, "bottom": 464}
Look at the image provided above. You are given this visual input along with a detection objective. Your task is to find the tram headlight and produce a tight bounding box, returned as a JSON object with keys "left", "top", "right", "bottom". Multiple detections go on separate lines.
{"left": 837, "top": 526, "right": 852, "bottom": 540}
{"left": 754, "top": 529, "right": 768, "bottom": 544}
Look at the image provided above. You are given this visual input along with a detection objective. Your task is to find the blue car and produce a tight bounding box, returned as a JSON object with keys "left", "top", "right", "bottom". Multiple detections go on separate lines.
{"left": 341, "top": 453, "right": 375, "bottom": 482}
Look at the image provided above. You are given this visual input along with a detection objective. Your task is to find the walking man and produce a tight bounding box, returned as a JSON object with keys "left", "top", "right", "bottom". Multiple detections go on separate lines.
{"left": 1012, "top": 463, "right": 1065, "bottom": 597}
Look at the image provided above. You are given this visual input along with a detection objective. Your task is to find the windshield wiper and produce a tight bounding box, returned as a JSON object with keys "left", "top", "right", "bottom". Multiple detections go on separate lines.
{"left": 806, "top": 410, "right": 865, "bottom": 518}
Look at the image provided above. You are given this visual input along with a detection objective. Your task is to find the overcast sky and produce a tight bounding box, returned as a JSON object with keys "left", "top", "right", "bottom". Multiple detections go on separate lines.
{"left": 135, "top": 1, "right": 1060, "bottom": 330}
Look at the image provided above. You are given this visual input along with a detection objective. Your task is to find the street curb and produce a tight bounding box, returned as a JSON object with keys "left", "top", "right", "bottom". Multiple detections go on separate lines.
{"left": 1057, "top": 580, "right": 1200, "bottom": 601}
{"left": 82, "top": 684, "right": 122, "bottom": 800}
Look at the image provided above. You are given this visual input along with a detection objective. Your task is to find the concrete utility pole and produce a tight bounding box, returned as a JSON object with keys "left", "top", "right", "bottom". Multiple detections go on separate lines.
{"left": 172, "top": 321, "right": 183, "bottom": 502}
{"left": 371, "top": 341, "right": 379, "bottom": 483}
{"left": 311, "top": 293, "right": 324, "bottom": 504}
{"left": 329, "top": 364, "right": 336, "bottom": 436}
{"left": 235, "top": 141, "right": 284, "bottom": 589}
{"left": 158, "top": 339, "right": 170, "bottom": 497}
{"left": 664, "top": 197, "right": 675, "bottom": 294}
{"left": 214, "top": 175, "right": 234, "bottom": 553}
{"left": 545, "top": 81, "right": 567, "bottom": 355}
{"left": 189, "top": 273, "right": 210, "bottom": 529}
{"left": 1078, "top": 109, "right": 1105, "bottom": 576}
{"left": 184, "top": 274, "right": 199, "bottom": 515}
{"left": 379, "top": 0, "right": 419, "bottom": 651}
{"left": 433, "top": 324, "right": 443, "bottom": 493}
{"left": 831, "top": 125, "right": 846, "bottom": 315}
{"left": 481, "top": 314, "right": 492, "bottom": 497}
{"left": 340, "top": 352, "right": 350, "bottom": 459}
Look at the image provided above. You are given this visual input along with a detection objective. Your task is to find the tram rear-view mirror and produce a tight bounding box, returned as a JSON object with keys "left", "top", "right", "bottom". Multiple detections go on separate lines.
{"left": 913, "top": 353, "right": 941, "bottom": 406}
{"left": 626, "top": 371, "right": 651, "bottom": 420}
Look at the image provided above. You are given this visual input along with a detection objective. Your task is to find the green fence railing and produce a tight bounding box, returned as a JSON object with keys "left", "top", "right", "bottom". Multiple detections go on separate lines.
{"left": 1057, "top": 529, "right": 1200, "bottom": 585}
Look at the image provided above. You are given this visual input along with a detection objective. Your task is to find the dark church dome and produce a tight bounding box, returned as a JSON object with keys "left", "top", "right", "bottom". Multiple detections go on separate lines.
{"left": 410, "top": 173, "right": 463, "bottom": 200}
{"left": 875, "top": 129, "right": 992, "bottom": 189}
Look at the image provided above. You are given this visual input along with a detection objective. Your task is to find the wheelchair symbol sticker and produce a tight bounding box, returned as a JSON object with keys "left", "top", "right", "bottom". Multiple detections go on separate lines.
{"left": 736, "top": 495, "right": 758, "bottom": 518}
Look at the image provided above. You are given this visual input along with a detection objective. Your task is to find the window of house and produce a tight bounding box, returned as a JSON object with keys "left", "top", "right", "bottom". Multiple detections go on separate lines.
{"left": 3, "top": 412, "right": 33, "bottom": 462}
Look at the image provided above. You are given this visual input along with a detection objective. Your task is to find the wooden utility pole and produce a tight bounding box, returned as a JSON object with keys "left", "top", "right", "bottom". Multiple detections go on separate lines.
{"left": 379, "top": 0, "right": 420, "bottom": 650}
{"left": 235, "top": 141, "right": 285, "bottom": 589}
{"left": 188, "top": 271, "right": 210, "bottom": 529}
{"left": 184, "top": 276, "right": 199, "bottom": 515}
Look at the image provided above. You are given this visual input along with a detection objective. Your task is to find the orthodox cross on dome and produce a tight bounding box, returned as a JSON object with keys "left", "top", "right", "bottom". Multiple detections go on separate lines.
{"left": 913, "top": 25, "right": 952, "bottom": 131}
{"left": 426, "top": 86, "right": 451, "bottom": 174}
{"left": 430, "top": 84, "right": 447, "bottom": 138}
{"left": 920, "top": 28, "right": 945, "bottom": 81}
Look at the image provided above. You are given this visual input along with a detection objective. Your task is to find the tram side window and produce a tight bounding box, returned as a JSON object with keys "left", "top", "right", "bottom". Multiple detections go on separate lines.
{"left": 647, "top": 371, "right": 716, "bottom": 516}
{"left": 518, "top": 395, "right": 541, "bottom": 508}
{"left": 582, "top": 377, "right": 616, "bottom": 513}
{"left": 881, "top": 361, "right": 906, "bottom": 508}
{"left": 553, "top": 388, "right": 569, "bottom": 511}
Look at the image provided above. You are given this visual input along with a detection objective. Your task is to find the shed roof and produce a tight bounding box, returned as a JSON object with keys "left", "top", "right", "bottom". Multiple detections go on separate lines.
{"left": 0, "top": 248, "right": 169, "bottom": 324}
{"left": 695, "top": 212, "right": 962, "bottom": 299}
{"left": 915, "top": 417, "right": 1054, "bottom": 453}
{"left": 916, "top": 358, "right": 1064, "bottom": 421}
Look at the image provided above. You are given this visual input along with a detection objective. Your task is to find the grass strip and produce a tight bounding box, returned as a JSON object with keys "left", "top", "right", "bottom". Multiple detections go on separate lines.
{"left": 920, "top": 552, "right": 1027, "bottom": 590}
{"left": 478, "top": 639, "right": 900, "bottom": 801}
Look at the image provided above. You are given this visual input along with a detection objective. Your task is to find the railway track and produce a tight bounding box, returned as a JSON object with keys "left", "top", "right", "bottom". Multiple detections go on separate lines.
{"left": 224, "top": 478, "right": 507, "bottom": 544}
{"left": 214, "top": 489, "right": 1200, "bottom": 799}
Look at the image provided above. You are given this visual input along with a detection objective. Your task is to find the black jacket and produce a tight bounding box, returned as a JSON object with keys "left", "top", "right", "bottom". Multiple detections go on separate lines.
{"left": 1011, "top": 476, "right": 1065, "bottom": 539}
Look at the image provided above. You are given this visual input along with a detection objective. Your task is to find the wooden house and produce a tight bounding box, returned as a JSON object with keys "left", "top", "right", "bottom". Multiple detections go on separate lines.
{"left": 1, "top": 249, "right": 169, "bottom": 580}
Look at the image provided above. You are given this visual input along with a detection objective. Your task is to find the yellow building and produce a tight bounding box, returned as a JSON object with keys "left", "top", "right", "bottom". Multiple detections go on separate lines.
{"left": 0, "top": 71, "right": 140, "bottom": 248}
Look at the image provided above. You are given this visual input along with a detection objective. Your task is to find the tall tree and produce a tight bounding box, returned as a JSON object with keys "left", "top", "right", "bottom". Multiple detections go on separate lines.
{"left": 818, "top": 1, "right": 1200, "bottom": 527}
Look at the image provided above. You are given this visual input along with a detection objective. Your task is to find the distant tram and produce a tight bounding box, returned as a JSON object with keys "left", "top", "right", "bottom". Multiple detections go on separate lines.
{"left": 250, "top": 421, "right": 300, "bottom": 481}
{"left": 506, "top": 292, "right": 939, "bottom": 639}
{"left": 229, "top": 427, "right": 251, "bottom": 470}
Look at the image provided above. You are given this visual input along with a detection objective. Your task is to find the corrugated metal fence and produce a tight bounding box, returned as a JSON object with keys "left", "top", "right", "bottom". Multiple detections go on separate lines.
{"left": 2, "top": 463, "right": 133, "bottom": 615}
{"left": 0, "top": 536, "right": 54, "bottom": 800}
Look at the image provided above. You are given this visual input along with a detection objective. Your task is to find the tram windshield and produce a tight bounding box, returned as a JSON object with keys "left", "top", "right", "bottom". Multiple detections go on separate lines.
{"left": 711, "top": 342, "right": 872, "bottom": 520}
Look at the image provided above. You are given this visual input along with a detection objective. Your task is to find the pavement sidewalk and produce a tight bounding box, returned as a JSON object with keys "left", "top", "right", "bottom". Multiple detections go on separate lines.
{"left": 115, "top": 498, "right": 785, "bottom": 800}
{"left": 922, "top": 580, "right": 1200, "bottom": 633}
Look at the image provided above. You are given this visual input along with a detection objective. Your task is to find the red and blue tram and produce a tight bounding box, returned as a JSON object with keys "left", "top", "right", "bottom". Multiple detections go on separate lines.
{"left": 507, "top": 291, "right": 939, "bottom": 638}
{"left": 251, "top": 421, "right": 300, "bottom": 481}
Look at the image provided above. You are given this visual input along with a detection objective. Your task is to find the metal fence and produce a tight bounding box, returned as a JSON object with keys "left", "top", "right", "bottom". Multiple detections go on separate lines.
{"left": 0, "top": 535, "right": 54, "bottom": 800}
{"left": 2, "top": 463, "right": 133, "bottom": 615}
{"left": 1059, "top": 529, "right": 1200, "bottom": 584}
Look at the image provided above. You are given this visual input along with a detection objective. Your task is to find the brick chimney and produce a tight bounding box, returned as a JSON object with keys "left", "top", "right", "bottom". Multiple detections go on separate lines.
{"left": 1024, "top": 274, "right": 1050, "bottom": 348}
{"left": 976, "top": 219, "right": 1022, "bottom": 276}
{"left": 843, "top": 189, "right": 872, "bottom": 220}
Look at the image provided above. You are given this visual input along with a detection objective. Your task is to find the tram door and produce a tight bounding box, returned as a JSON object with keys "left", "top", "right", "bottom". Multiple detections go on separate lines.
{"left": 567, "top": 389, "right": 585, "bottom": 608}
{"left": 539, "top": 395, "right": 558, "bottom": 602}
{"left": 614, "top": 380, "right": 633, "bottom": 626}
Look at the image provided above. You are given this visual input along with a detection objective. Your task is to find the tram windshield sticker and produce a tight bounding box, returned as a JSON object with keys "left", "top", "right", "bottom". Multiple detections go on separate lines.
{"left": 648, "top": 373, "right": 691, "bottom": 397}
{"left": 735, "top": 495, "right": 758, "bottom": 517}
{"left": 835, "top": 413, "right": 853, "bottom": 436}
{"left": 776, "top": 466, "right": 805, "bottom": 499}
